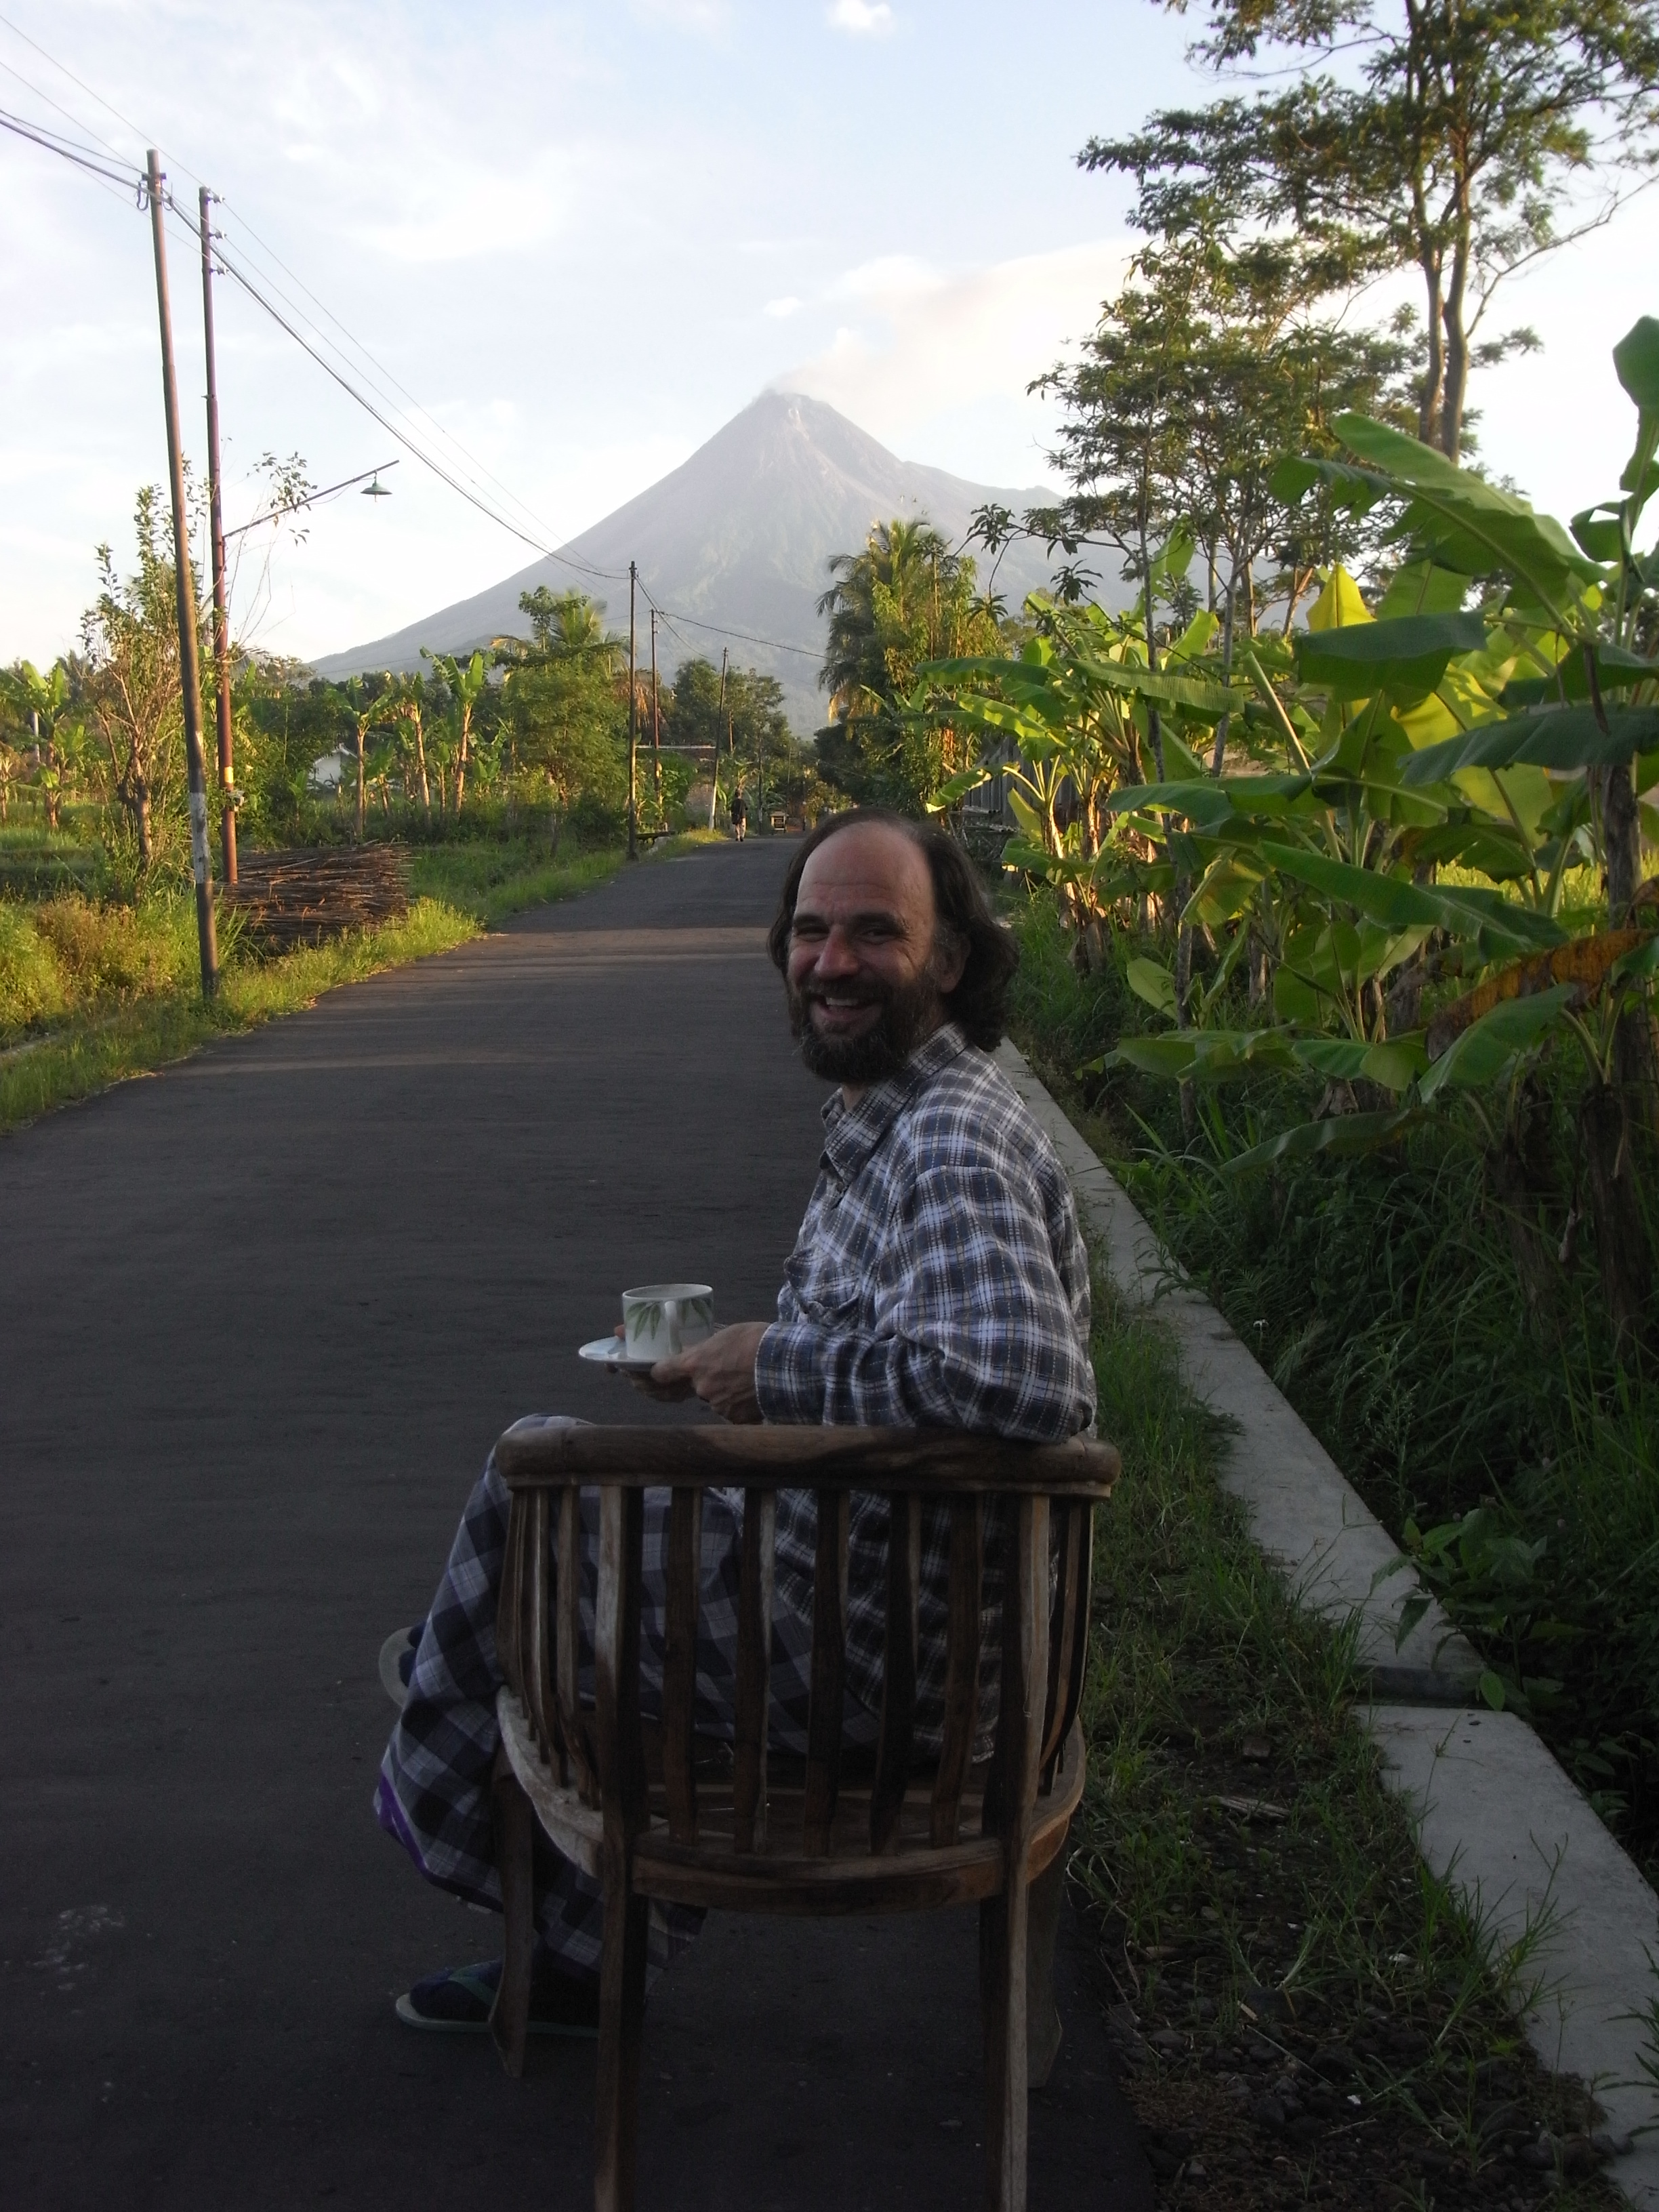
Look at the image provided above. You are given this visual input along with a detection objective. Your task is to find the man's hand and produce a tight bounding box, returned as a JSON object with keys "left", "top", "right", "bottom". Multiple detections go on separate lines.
{"left": 649, "top": 1321, "right": 771, "bottom": 1425}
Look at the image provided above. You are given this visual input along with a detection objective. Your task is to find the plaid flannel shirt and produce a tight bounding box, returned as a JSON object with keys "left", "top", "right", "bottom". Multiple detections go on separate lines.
{"left": 754, "top": 1023, "right": 1095, "bottom": 1744}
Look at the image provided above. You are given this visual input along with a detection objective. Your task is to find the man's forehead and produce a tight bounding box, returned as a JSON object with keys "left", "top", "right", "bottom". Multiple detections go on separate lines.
{"left": 794, "top": 825, "right": 933, "bottom": 918}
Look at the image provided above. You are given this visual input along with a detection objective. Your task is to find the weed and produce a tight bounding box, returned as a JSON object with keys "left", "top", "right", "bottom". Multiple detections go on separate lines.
{"left": 1075, "top": 1283, "right": 1622, "bottom": 2208}
{"left": 1009, "top": 890, "right": 1659, "bottom": 1881}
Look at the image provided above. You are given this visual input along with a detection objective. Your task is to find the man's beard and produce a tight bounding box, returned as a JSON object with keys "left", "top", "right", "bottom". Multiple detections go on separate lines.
{"left": 788, "top": 971, "right": 945, "bottom": 1084}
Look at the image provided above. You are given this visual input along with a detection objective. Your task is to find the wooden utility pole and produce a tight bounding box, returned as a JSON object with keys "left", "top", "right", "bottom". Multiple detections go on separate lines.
{"left": 708, "top": 646, "right": 727, "bottom": 830}
{"left": 199, "top": 186, "right": 236, "bottom": 884}
{"left": 146, "top": 150, "right": 217, "bottom": 997}
{"left": 627, "top": 562, "right": 638, "bottom": 860}
{"left": 649, "top": 608, "right": 663, "bottom": 817}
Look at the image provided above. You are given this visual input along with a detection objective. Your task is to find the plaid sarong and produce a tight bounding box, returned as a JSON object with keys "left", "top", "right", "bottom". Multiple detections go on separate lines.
{"left": 375, "top": 1416, "right": 879, "bottom": 1984}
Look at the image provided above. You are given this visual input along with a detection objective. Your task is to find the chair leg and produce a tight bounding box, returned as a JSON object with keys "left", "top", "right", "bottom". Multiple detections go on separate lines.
{"left": 594, "top": 1865, "right": 649, "bottom": 2212}
{"left": 1025, "top": 1852, "right": 1065, "bottom": 2090}
{"left": 980, "top": 1873, "right": 1031, "bottom": 2212}
{"left": 489, "top": 1754, "right": 535, "bottom": 2079}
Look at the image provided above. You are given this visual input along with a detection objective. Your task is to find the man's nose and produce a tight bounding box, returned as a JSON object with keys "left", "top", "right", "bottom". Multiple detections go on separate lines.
{"left": 814, "top": 926, "right": 861, "bottom": 976}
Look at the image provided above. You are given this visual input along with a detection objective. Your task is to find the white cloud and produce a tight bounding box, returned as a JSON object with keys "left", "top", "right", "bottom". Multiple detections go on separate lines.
{"left": 764, "top": 295, "right": 802, "bottom": 318}
{"left": 770, "top": 240, "right": 1126, "bottom": 476}
{"left": 827, "top": 1, "right": 895, "bottom": 37}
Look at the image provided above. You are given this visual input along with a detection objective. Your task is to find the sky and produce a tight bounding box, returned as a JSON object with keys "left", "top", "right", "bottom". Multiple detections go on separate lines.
{"left": 1, "top": 0, "right": 1656, "bottom": 671}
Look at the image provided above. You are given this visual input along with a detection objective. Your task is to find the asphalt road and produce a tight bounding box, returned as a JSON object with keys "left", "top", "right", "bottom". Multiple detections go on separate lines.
{"left": 0, "top": 839, "right": 1150, "bottom": 2210}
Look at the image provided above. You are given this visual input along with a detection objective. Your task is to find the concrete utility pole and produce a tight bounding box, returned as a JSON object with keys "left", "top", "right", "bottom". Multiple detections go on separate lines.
{"left": 627, "top": 561, "right": 638, "bottom": 861}
{"left": 708, "top": 646, "right": 726, "bottom": 830}
{"left": 199, "top": 186, "right": 237, "bottom": 884}
{"left": 649, "top": 607, "right": 663, "bottom": 817}
{"left": 146, "top": 150, "right": 218, "bottom": 997}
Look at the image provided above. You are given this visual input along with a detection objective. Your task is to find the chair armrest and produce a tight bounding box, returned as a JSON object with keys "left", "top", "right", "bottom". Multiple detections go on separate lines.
{"left": 493, "top": 1420, "right": 1118, "bottom": 1498}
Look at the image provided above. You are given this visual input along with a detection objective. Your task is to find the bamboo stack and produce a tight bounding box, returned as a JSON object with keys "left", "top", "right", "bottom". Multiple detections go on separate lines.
{"left": 222, "top": 845, "right": 411, "bottom": 949}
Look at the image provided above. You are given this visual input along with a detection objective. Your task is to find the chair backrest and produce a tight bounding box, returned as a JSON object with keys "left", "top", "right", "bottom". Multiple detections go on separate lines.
{"left": 492, "top": 1424, "right": 1118, "bottom": 1881}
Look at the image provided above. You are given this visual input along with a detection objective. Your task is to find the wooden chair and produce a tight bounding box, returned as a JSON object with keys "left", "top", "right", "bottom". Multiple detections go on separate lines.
{"left": 487, "top": 1422, "right": 1119, "bottom": 2212}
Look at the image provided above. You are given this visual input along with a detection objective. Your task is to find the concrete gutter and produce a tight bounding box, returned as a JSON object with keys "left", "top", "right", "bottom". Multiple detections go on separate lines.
{"left": 997, "top": 1041, "right": 1659, "bottom": 2205}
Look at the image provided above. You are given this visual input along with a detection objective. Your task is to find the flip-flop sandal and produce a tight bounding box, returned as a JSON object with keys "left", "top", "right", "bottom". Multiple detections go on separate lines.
{"left": 394, "top": 1959, "right": 600, "bottom": 2039}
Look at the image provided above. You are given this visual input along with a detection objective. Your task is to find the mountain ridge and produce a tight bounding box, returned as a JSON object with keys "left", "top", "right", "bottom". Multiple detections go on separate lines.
{"left": 310, "top": 392, "right": 1069, "bottom": 729}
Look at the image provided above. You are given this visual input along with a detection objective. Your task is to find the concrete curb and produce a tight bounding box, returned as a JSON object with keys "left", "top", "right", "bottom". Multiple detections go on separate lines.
{"left": 996, "top": 1041, "right": 1659, "bottom": 2206}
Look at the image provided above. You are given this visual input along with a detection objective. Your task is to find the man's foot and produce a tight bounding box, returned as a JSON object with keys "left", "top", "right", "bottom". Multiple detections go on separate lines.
{"left": 394, "top": 1954, "right": 600, "bottom": 2038}
{"left": 379, "top": 1624, "right": 422, "bottom": 1710}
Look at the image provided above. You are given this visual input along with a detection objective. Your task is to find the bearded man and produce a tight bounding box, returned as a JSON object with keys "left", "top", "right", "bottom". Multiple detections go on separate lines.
{"left": 376, "top": 811, "right": 1096, "bottom": 2071}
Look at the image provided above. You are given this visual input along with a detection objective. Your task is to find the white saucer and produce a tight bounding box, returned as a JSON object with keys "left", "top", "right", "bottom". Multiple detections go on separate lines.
{"left": 578, "top": 1335, "right": 659, "bottom": 1374}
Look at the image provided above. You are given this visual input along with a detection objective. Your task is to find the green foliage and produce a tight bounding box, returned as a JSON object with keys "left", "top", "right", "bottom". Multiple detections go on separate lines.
{"left": 816, "top": 517, "right": 1006, "bottom": 809}
{"left": 1010, "top": 897, "right": 1659, "bottom": 1872}
{"left": 1075, "top": 1282, "right": 1612, "bottom": 2171}
{"left": 1094, "top": 0, "right": 1659, "bottom": 461}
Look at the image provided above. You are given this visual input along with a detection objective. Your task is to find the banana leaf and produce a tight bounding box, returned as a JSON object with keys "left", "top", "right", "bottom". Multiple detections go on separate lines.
{"left": 1275, "top": 417, "right": 1601, "bottom": 621}
{"left": 1294, "top": 612, "right": 1488, "bottom": 701}
{"left": 1221, "top": 1106, "right": 1422, "bottom": 1175}
{"left": 1418, "top": 984, "right": 1578, "bottom": 1101}
{"left": 1256, "top": 841, "right": 1566, "bottom": 954}
{"left": 1499, "top": 643, "right": 1659, "bottom": 706}
{"left": 1399, "top": 703, "right": 1659, "bottom": 785}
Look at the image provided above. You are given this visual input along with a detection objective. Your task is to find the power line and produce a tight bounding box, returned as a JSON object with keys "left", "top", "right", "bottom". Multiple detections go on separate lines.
{"left": 0, "top": 101, "right": 138, "bottom": 194}
{"left": 0, "top": 52, "right": 830, "bottom": 669}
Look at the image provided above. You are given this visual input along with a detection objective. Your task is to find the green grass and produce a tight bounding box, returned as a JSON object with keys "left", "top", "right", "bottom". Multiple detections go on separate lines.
{"left": 1075, "top": 1283, "right": 1624, "bottom": 2205}
{"left": 0, "top": 832, "right": 718, "bottom": 1134}
{"left": 1009, "top": 892, "right": 1659, "bottom": 1886}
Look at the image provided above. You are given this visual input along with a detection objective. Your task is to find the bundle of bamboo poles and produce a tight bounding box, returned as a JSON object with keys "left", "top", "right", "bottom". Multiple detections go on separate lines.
{"left": 221, "top": 845, "right": 411, "bottom": 949}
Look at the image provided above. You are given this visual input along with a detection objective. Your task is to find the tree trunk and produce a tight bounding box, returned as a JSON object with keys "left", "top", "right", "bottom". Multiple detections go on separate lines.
{"left": 1209, "top": 573, "right": 1237, "bottom": 777}
{"left": 414, "top": 719, "right": 430, "bottom": 811}
{"left": 1439, "top": 220, "right": 1472, "bottom": 461}
{"left": 355, "top": 735, "right": 365, "bottom": 842}
{"left": 455, "top": 727, "right": 468, "bottom": 815}
{"left": 1580, "top": 1080, "right": 1651, "bottom": 1355}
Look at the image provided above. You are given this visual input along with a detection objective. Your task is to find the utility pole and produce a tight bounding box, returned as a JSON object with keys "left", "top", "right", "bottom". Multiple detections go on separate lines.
{"left": 199, "top": 186, "right": 236, "bottom": 884}
{"left": 146, "top": 150, "right": 217, "bottom": 997}
{"left": 626, "top": 561, "right": 638, "bottom": 861}
{"left": 708, "top": 646, "right": 727, "bottom": 830}
{"left": 649, "top": 607, "right": 663, "bottom": 818}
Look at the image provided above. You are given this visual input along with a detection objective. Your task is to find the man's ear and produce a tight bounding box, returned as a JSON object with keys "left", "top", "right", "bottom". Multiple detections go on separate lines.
{"left": 930, "top": 924, "right": 969, "bottom": 996}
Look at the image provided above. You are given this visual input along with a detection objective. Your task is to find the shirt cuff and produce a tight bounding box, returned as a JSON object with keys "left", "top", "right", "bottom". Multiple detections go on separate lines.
{"left": 754, "top": 1320, "right": 826, "bottom": 1425}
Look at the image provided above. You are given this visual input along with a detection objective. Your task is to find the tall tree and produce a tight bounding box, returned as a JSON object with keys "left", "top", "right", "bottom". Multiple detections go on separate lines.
{"left": 817, "top": 519, "right": 1004, "bottom": 809}
{"left": 79, "top": 487, "right": 201, "bottom": 869}
{"left": 1090, "top": 0, "right": 1659, "bottom": 458}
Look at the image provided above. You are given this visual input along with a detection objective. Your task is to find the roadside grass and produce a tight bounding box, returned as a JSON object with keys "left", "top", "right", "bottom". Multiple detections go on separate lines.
{"left": 1008, "top": 893, "right": 1659, "bottom": 1885}
{"left": 0, "top": 832, "right": 716, "bottom": 1134}
{"left": 1076, "top": 1283, "right": 1625, "bottom": 2208}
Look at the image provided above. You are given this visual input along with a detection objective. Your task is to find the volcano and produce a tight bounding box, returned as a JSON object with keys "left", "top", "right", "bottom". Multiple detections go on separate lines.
{"left": 309, "top": 391, "right": 1069, "bottom": 730}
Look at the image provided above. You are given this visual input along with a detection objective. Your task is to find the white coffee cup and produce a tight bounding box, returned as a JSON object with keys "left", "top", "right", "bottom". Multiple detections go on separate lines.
{"left": 620, "top": 1282, "right": 716, "bottom": 1362}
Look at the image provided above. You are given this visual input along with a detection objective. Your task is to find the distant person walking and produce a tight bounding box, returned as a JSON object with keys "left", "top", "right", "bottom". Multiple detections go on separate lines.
{"left": 729, "top": 789, "right": 748, "bottom": 842}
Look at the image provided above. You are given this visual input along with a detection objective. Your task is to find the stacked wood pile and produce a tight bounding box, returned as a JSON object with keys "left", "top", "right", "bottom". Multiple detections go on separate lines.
{"left": 221, "top": 846, "right": 411, "bottom": 949}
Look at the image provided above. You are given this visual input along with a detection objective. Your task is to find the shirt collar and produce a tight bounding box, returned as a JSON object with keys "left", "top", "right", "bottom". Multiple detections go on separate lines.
{"left": 819, "top": 1022, "right": 968, "bottom": 1184}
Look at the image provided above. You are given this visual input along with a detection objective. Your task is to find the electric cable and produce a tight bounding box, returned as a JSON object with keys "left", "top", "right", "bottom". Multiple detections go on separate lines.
{"left": 0, "top": 45, "right": 830, "bottom": 666}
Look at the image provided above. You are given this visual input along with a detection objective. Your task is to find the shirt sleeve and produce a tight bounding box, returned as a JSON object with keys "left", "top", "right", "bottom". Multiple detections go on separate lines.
{"left": 754, "top": 1149, "right": 1094, "bottom": 1440}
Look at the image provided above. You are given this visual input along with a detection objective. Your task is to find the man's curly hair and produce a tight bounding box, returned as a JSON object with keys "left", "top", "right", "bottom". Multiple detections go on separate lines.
{"left": 766, "top": 808, "right": 1019, "bottom": 1050}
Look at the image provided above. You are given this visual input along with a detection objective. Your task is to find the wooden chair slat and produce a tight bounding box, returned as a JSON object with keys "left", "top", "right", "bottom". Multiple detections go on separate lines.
{"left": 869, "top": 1493, "right": 920, "bottom": 1854}
{"left": 662, "top": 1488, "right": 701, "bottom": 1844}
{"left": 732, "top": 1488, "right": 775, "bottom": 1853}
{"left": 802, "top": 1488, "right": 849, "bottom": 1855}
{"left": 1040, "top": 1501, "right": 1082, "bottom": 1784}
{"left": 527, "top": 1488, "right": 559, "bottom": 1771}
{"left": 981, "top": 1492, "right": 1051, "bottom": 2211}
{"left": 497, "top": 1486, "right": 526, "bottom": 1701}
{"left": 1059, "top": 1504, "right": 1095, "bottom": 1782}
{"left": 930, "top": 1496, "right": 984, "bottom": 1848}
{"left": 556, "top": 1485, "right": 597, "bottom": 1807}
{"left": 594, "top": 1484, "right": 649, "bottom": 2212}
